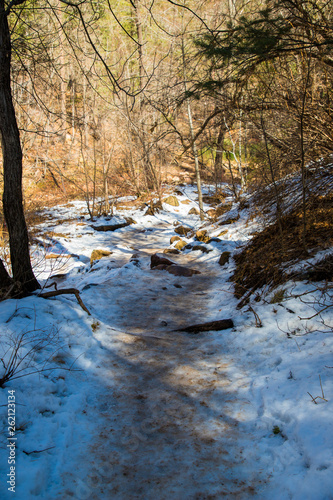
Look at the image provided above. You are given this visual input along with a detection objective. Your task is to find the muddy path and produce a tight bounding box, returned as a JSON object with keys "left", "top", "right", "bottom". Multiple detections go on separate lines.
{"left": 72, "top": 222, "right": 264, "bottom": 499}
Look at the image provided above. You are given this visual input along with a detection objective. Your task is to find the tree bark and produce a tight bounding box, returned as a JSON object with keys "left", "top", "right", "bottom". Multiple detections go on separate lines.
{"left": 0, "top": 1, "right": 39, "bottom": 293}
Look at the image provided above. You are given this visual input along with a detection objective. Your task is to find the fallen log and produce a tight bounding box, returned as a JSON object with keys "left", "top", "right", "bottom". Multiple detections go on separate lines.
{"left": 39, "top": 288, "right": 91, "bottom": 315}
{"left": 176, "top": 318, "right": 234, "bottom": 333}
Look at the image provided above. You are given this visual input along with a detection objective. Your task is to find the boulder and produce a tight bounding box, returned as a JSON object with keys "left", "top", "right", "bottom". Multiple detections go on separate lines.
{"left": 188, "top": 207, "right": 200, "bottom": 215}
{"left": 163, "top": 195, "right": 180, "bottom": 207}
{"left": 170, "top": 235, "right": 181, "bottom": 244}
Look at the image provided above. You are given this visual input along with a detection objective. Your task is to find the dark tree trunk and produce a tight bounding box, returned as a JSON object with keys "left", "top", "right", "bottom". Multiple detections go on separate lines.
{"left": 0, "top": 258, "right": 12, "bottom": 289}
{"left": 0, "top": 1, "right": 39, "bottom": 293}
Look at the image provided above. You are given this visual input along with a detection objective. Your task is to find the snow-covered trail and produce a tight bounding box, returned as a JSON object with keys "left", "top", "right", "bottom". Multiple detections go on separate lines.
{"left": 1, "top": 191, "right": 333, "bottom": 500}
{"left": 68, "top": 221, "right": 267, "bottom": 499}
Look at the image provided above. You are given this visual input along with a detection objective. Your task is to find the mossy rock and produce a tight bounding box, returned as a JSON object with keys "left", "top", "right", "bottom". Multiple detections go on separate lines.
{"left": 163, "top": 195, "right": 180, "bottom": 207}
{"left": 188, "top": 207, "right": 200, "bottom": 215}
{"left": 175, "top": 240, "right": 187, "bottom": 250}
{"left": 218, "top": 251, "right": 231, "bottom": 266}
{"left": 90, "top": 249, "right": 112, "bottom": 266}
{"left": 170, "top": 235, "right": 181, "bottom": 244}
{"left": 195, "top": 229, "right": 210, "bottom": 243}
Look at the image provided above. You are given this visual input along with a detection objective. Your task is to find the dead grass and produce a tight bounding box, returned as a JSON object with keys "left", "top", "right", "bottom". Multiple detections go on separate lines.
{"left": 233, "top": 194, "right": 333, "bottom": 303}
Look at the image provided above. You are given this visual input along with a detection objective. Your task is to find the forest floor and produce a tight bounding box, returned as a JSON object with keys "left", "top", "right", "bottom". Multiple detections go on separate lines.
{"left": 0, "top": 184, "right": 332, "bottom": 499}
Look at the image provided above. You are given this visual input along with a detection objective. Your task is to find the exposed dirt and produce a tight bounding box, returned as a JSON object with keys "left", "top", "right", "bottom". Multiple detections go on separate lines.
{"left": 73, "top": 222, "right": 266, "bottom": 499}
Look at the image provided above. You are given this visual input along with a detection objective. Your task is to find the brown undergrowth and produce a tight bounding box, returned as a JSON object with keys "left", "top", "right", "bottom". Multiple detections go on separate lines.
{"left": 233, "top": 194, "right": 333, "bottom": 305}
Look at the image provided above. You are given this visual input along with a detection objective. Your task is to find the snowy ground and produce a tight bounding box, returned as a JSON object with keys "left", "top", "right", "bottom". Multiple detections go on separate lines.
{"left": 0, "top": 186, "right": 332, "bottom": 499}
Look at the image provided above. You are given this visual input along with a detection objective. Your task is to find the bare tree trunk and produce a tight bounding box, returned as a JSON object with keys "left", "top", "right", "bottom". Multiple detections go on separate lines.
{"left": 181, "top": 37, "right": 204, "bottom": 219}
{"left": 0, "top": 1, "right": 39, "bottom": 293}
{"left": 186, "top": 98, "right": 204, "bottom": 219}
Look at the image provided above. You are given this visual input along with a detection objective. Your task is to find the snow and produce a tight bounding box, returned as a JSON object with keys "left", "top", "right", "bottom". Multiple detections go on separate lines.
{"left": 0, "top": 185, "right": 332, "bottom": 499}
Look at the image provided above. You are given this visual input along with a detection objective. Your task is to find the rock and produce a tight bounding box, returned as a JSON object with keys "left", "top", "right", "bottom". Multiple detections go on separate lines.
{"left": 163, "top": 248, "right": 180, "bottom": 254}
{"left": 218, "top": 230, "right": 228, "bottom": 237}
{"left": 92, "top": 222, "right": 131, "bottom": 231}
{"left": 181, "top": 199, "right": 191, "bottom": 205}
{"left": 90, "top": 249, "right": 112, "bottom": 266}
{"left": 151, "top": 254, "right": 175, "bottom": 269}
{"left": 153, "top": 264, "right": 169, "bottom": 271}
{"left": 195, "top": 229, "right": 210, "bottom": 243}
{"left": 175, "top": 240, "right": 187, "bottom": 250}
{"left": 151, "top": 257, "right": 201, "bottom": 277}
{"left": 163, "top": 195, "right": 180, "bottom": 207}
{"left": 218, "top": 251, "right": 231, "bottom": 266}
{"left": 174, "top": 225, "right": 192, "bottom": 236}
{"left": 170, "top": 235, "right": 181, "bottom": 244}
{"left": 166, "top": 265, "right": 201, "bottom": 277}
{"left": 192, "top": 245, "right": 212, "bottom": 254}
{"left": 188, "top": 207, "right": 200, "bottom": 215}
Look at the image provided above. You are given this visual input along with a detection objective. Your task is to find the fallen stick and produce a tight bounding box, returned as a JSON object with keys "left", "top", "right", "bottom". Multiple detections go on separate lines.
{"left": 175, "top": 318, "right": 234, "bottom": 333}
{"left": 39, "top": 288, "right": 91, "bottom": 315}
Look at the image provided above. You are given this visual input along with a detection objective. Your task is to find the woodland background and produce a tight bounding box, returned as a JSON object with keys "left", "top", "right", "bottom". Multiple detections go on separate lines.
{"left": 1, "top": 0, "right": 331, "bottom": 213}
